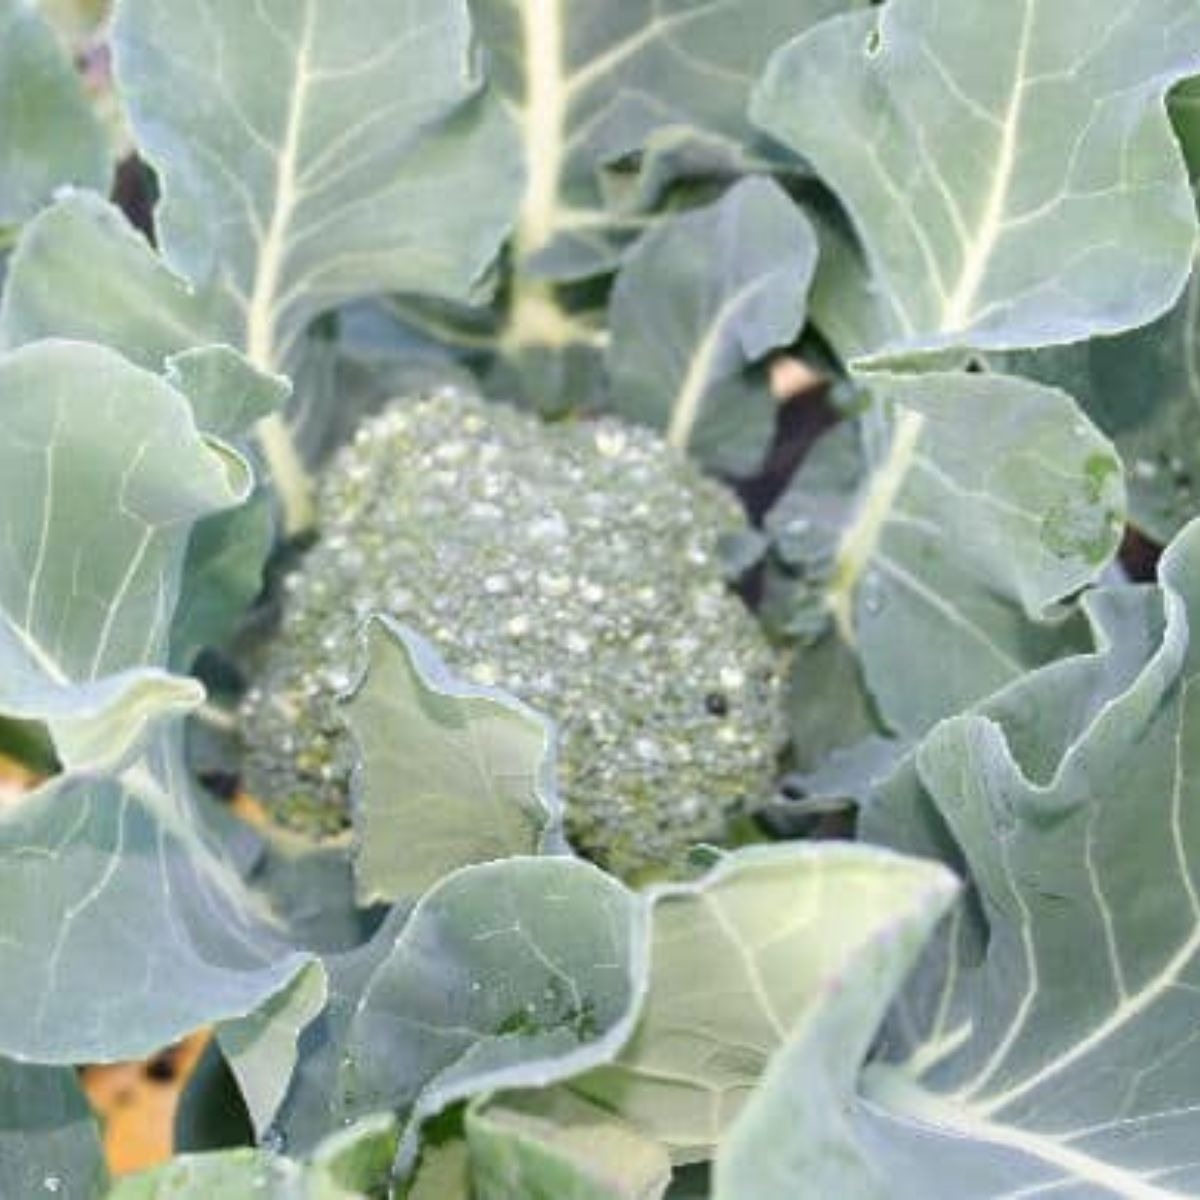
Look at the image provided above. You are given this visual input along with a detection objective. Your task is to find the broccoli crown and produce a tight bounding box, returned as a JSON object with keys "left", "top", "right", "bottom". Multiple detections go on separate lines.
{"left": 241, "top": 388, "right": 785, "bottom": 878}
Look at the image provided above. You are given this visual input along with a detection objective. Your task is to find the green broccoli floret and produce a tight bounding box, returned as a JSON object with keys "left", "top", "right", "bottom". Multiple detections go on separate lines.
{"left": 240, "top": 388, "right": 785, "bottom": 878}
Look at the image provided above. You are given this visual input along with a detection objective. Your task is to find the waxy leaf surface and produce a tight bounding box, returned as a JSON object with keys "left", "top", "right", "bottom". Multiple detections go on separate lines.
{"left": 753, "top": 0, "right": 1200, "bottom": 362}
{"left": 343, "top": 618, "right": 565, "bottom": 906}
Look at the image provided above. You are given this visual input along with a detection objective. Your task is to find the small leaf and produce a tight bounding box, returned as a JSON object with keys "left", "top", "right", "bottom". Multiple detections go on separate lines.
{"left": 607, "top": 177, "right": 816, "bottom": 475}
{"left": 342, "top": 618, "right": 566, "bottom": 905}
{"left": 164, "top": 347, "right": 291, "bottom": 444}
{"left": 468, "top": 1089, "right": 672, "bottom": 1200}
{"left": 169, "top": 491, "right": 275, "bottom": 670}
{"left": 0, "top": 192, "right": 219, "bottom": 364}
{"left": 307, "top": 1112, "right": 401, "bottom": 1198}
{"left": 107, "top": 1150, "right": 302, "bottom": 1198}
{"left": 0, "top": 0, "right": 109, "bottom": 225}
{"left": 218, "top": 961, "right": 328, "bottom": 1140}
{"left": 752, "top": 0, "right": 1200, "bottom": 362}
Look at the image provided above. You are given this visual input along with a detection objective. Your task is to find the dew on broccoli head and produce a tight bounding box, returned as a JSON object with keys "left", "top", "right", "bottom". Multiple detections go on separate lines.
{"left": 240, "top": 387, "right": 786, "bottom": 880}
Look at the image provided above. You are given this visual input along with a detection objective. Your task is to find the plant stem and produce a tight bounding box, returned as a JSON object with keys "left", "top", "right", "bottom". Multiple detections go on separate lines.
{"left": 257, "top": 412, "right": 315, "bottom": 538}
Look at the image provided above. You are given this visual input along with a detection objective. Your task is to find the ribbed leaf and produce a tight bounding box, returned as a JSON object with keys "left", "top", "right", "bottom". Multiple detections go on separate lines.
{"left": 608, "top": 177, "right": 816, "bottom": 475}
{"left": 467, "top": 1090, "right": 671, "bottom": 1200}
{"left": 820, "top": 518, "right": 1200, "bottom": 1195}
{"left": 768, "top": 371, "right": 1124, "bottom": 749}
{"left": 0, "top": 731, "right": 313, "bottom": 1063}
{"left": 111, "top": 0, "right": 522, "bottom": 372}
{"left": 575, "top": 844, "right": 957, "bottom": 1164}
{"left": 753, "top": 0, "right": 1200, "bottom": 362}
{"left": 0, "top": 341, "right": 249, "bottom": 770}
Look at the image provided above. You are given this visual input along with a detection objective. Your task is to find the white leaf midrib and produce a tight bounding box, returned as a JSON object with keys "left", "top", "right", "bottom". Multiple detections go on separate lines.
{"left": 939, "top": 0, "right": 1036, "bottom": 334}
{"left": 826, "top": 406, "right": 926, "bottom": 642}
{"left": 864, "top": 1064, "right": 1182, "bottom": 1199}
{"left": 244, "top": 0, "right": 317, "bottom": 371}
{"left": 515, "top": 0, "right": 567, "bottom": 260}
{"left": 665, "top": 272, "right": 778, "bottom": 452}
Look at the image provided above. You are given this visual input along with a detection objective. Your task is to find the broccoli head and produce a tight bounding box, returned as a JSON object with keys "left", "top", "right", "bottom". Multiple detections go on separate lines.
{"left": 240, "top": 388, "right": 785, "bottom": 879}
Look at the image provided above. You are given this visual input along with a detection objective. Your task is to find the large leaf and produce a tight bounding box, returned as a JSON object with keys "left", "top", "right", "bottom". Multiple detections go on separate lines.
{"left": 471, "top": 0, "right": 860, "bottom": 281}
{"left": 9, "top": 1, "right": 522, "bottom": 531}
{"left": 0, "top": 731, "right": 313, "bottom": 1063}
{"left": 1000, "top": 89, "right": 1200, "bottom": 545}
{"left": 752, "top": 0, "right": 1200, "bottom": 363}
{"left": 434, "top": 0, "right": 859, "bottom": 411}
{"left": 0, "top": 0, "right": 108, "bottom": 226}
{"left": 1004, "top": 277, "right": 1200, "bottom": 546}
{"left": 111, "top": 0, "right": 521, "bottom": 372}
{"left": 273, "top": 858, "right": 646, "bottom": 1176}
{"left": 0, "top": 1059, "right": 106, "bottom": 1200}
{"left": 342, "top": 618, "right": 565, "bottom": 906}
{"left": 0, "top": 340, "right": 249, "bottom": 771}
{"left": 574, "top": 844, "right": 958, "bottom": 1164}
{"left": 607, "top": 177, "right": 816, "bottom": 475}
{"left": 785, "top": 517, "right": 1200, "bottom": 1194}
{"left": 767, "top": 371, "right": 1124, "bottom": 750}
{"left": 712, "top": 858, "right": 956, "bottom": 1199}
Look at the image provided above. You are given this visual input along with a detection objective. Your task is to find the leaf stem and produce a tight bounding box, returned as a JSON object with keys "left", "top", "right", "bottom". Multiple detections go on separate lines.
{"left": 256, "top": 413, "right": 315, "bottom": 537}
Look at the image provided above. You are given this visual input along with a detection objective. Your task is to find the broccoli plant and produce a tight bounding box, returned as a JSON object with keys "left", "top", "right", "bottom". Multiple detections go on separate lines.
{"left": 4, "top": 1, "right": 1200, "bottom": 1198}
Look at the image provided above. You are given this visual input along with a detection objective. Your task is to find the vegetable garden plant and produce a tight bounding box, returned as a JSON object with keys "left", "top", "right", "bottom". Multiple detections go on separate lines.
{"left": 7, "top": 0, "right": 1200, "bottom": 1195}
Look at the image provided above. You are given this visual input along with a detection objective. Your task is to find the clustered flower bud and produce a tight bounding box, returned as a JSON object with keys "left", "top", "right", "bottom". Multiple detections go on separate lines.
{"left": 241, "top": 389, "right": 785, "bottom": 878}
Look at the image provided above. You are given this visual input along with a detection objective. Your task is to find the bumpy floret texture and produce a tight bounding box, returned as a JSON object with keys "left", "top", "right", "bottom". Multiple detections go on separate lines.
{"left": 241, "top": 388, "right": 785, "bottom": 878}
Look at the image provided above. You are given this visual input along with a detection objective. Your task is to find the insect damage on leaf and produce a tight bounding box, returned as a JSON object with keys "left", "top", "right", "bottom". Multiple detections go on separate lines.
{"left": 241, "top": 388, "right": 785, "bottom": 879}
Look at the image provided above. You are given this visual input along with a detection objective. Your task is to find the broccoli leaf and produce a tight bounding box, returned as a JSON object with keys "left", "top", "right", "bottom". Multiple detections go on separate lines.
{"left": 111, "top": 0, "right": 522, "bottom": 372}
{"left": 217, "top": 961, "right": 329, "bottom": 1140}
{"left": 573, "top": 844, "right": 957, "bottom": 1164}
{"left": 0, "top": 1059, "right": 106, "bottom": 1200}
{"left": 753, "top": 0, "right": 1200, "bottom": 363}
{"left": 808, "top": 517, "right": 1200, "bottom": 1195}
{"left": 769, "top": 371, "right": 1124, "bottom": 747}
{"left": 341, "top": 618, "right": 566, "bottom": 906}
{"left": 1, "top": 192, "right": 220, "bottom": 362}
{"left": 999, "top": 86, "right": 1200, "bottom": 545}
{"left": 0, "top": 729, "right": 314, "bottom": 1063}
{"left": 272, "top": 858, "right": 646, "bottom": 1176}
{"left": 345, "top": 858, "right": 644, "bottom": 1173}
{"left": 107, "top": 1150, "right": 304, "bottom": 1198}
{"left": 607, "top": 177, "right": 816, "bottom": 476}
{"left": 0, "top": 341, "right": 250, "bottom": 771}
{"left": 467, "top": 1089, "right": 672, "bottom": 1200}
{"left": 471, "top": 0, "right": 860, "bottom": 281}
{"left": 0, "top": 0, "right": 108, "bottom": 226}
{"left": 1003, "top": 274, "right": 1200, "bottom": 546}
{"left": 109, "top": 1115, "right": 401, "bottom": 1197}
